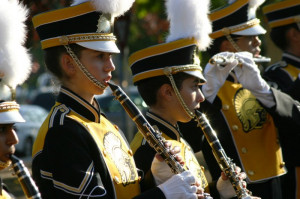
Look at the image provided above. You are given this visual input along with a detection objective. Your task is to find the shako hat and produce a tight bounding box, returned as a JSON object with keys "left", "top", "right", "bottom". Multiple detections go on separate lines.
{"left": 210, "top": 0, "right": 266, "bottom": 39}
{"left": 0, "top": 0, "right": 32, "bottom": 124}
{"left": 129, "top": 0, "right": 212, "bottom": 85}
{"left": 263, "top": 0, "right": 300, "bottom": 29}
{"left": 32, "top": 0, "right": 135, "bottom": 53}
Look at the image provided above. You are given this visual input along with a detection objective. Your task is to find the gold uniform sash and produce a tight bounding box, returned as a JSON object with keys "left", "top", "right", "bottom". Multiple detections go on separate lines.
{"left": 217, "top": 81, "right": 286, "bottom": 182}
{"left": 131, "top": 131, "right": 209, "bottom": 192}
{"left": 69, "top": 111, "right": 140, "bottom": 199}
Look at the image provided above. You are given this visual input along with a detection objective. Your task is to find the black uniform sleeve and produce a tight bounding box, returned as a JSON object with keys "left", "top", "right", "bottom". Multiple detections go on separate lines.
{"left": 263, "top": 88, "right": 300, "bottom": 165}
{"left": 264, "top": 67, "right": 300, "bottom": 101}
{"left": 41, "top": 120, "right": 112, "bottom": 199}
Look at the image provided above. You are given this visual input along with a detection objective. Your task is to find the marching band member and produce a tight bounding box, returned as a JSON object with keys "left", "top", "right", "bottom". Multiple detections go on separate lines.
{"left": 31, "top": 0, "right": 202, "bottom": 198}
{"left": 179, "top": 0, "right": 300, "bottom": 198}
{"left": 263, "top": 1, "right": 300, "bottom": 198}
{"left": 0, "top": 0, "right": 32, "bottom": 198}
{"left": 130, "top": 0, "right": 258, "bottom": 198}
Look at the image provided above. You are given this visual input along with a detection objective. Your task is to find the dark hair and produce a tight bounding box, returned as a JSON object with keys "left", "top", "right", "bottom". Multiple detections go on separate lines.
{"left": 206, "top": 37, "right": 226, "bottom": 57}
{"left": 44, "top": 44, "right": 86, "bottom": 80}
{"left": 137, "top": 72, "right": 191, "bottom": 106}
{"left": 270, "top": 23, "right": 299, "bottom": 51}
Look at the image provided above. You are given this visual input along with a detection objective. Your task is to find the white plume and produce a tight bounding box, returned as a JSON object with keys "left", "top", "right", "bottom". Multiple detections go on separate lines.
{"left": 165, "top": 0, "right": 212, "bottom": 51}
{"left": 72, "top": 0, "right": 135, "bottom": 17}
{"left": 248, "top": 0, "right": 265, "bottom": 19}
{"left": 0, "top": 0, "right": 31, "bottom": 98}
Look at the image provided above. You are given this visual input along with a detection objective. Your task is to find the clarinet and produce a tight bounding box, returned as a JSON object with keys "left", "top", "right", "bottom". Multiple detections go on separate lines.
{"left": 10, "top": 155, "right": 42, "bottom": 199}
{"left": 194, "top": 110, "right": 252, "bottom": 199}
{"left": 107, "top": 82, "right": 212, "bottom": 199}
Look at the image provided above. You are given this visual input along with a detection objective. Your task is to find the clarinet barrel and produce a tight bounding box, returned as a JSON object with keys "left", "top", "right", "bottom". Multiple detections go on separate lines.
{"left": 11, "top": 155, "right": 42, "bottom": 199}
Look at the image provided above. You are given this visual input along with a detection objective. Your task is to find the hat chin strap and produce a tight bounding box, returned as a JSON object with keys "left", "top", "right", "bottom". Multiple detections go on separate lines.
{"left": 163, "top": 67, "right": 195, "bottom": 119}
{"left": 64, "top": 45, "right": 107, "bottom": 90}
{"left": 0, "top": 160, "right": 11, "bottom": 170}
{"left": 225, "top": 34, "right": 242, "bottom": 52}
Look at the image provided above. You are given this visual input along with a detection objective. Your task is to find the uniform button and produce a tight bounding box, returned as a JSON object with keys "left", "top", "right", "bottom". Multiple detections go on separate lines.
{"left": 223, "top": 104, "right": 230, "bottom": 110}
{"left": 280, "top": 162, "right": 285, "bottom": 168}
{"left": 128, "top": 149, "right": 133, "bottom": 156}
{"left": 241, "top": 147, "right": 247, "bottom": 154}
{"left": 248, "top": 170, "right": 255, "bottom": 176}
{"left": 60, "top": 108, "right": 65, "bottom": 112}
{"left": 232, "top": 125, "right": 239, "bottom": 131}
{"left": 114, "top": 176, "right": 120, "bottom": 184}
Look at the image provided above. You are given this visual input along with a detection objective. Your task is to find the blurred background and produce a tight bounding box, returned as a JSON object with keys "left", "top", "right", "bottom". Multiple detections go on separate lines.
{"left": 1, "top": 0, "right": 283, "bottom": 198}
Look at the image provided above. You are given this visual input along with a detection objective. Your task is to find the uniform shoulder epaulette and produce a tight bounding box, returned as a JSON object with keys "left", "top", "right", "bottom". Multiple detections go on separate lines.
{"left": 265, "top": 61, "right": 287, "bottom": 72}
{"left": 49, "top": 104, "right": 70, "bottom": 128}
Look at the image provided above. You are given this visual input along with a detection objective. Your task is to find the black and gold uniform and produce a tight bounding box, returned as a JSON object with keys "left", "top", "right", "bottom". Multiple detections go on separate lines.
{"left": 263, "top": 54, "right": 300, "bottom": 199}
{"left": 180, "top": 73, "right": 300, "bottom": 199}
{"left": 264, "top": 53, "right": 300, "bottom": 101}
{"left": 131, "top": 112, "right": 220, "bottom": 198}
{"left": 32, "top": 87, "right": 165, "bottom": 199}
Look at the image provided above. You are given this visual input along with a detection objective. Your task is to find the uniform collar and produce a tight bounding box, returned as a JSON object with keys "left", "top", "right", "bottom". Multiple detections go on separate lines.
{"left": 146, "top": 111, "right": 182, "bottom": 141}
{"left": 56, "top": 87, "right": 102, "bottom": 123}
{"left": 282, "top": 52, "right": 300, "bottom": 68}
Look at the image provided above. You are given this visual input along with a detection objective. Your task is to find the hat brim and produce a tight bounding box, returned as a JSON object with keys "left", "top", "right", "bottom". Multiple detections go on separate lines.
{"left": 184, "top": 70, "right": 206, "bottom": 83}
{"left": 0, "top": 111, "right": 25, "bottom": 124}
{"left": 77, "top": 41, "right": 120, "bottom": 53}
{"left": 232, "top": 24, "right": 266, "bottom": 36}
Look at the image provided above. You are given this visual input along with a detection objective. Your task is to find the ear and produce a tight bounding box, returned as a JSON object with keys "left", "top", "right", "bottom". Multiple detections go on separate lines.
{"left": 158, "top": 84, "right": 174, "bottom": 101}
{"left": 61, "top": 53, "right": 76, "bottom": 76}
{"left": 220, "top": 39, "right": 235, "bottom": 52}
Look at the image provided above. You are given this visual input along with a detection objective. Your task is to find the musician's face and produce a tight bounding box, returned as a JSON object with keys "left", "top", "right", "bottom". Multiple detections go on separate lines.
{"left": 0, "top": 124, "right": 18, "bottom": 169}
{"left": 62, "top": 48, "right": 115, "bottom": 100}
{"left": 233, "top": 35, "right": 262, "bottom": 57}
{"left": 177, "top": 76, "right": 205, "bottom": 122}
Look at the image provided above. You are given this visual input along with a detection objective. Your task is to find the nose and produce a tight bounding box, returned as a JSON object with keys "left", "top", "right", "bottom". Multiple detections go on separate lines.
{"left": 253, "top": 36, "right": 261, "bottom": 47}
{"left": 197, "top": 89, "right": 205, "bottom": 103}
{"left": 7, "top": 129, "right": 19, "bottom": 146}
{"left": 104, "top": 58, "right": 116, "bottom": 72}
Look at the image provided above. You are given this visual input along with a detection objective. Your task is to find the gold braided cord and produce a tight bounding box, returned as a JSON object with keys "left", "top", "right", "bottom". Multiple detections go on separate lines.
{"left": 163, "top": 67, "right": 195, "bottom": 119}
{"left": 59, "top": 34, "right": 116, "bottom": 45}
{"left": 64, "top": 45, "right": 107, "bottom": 90}
{"left": 210, "top": 18, "right": 260, "bottom": 39}
{"left": 170, "top": 65, "right": 203, "bottom": 74}
{"left": 0, "top": 101, "right": 20, "bottom": 112}
{"left": 225, "top": 34, "right": 242, "bottom": 52}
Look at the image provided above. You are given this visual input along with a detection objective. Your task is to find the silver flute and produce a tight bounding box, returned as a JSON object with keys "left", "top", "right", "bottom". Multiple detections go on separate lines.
{"left": 209, "top": 55, "right": 271, "bottom": 66}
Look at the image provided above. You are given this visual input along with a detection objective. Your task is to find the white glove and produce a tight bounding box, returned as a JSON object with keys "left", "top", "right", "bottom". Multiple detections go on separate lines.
{"left": 158, "top": 170, "right": 197, "bottom": 199}
{"left": 233, "top": 52, "right": 275, "bottom": 108}
{"left": 151, "top": 156, "right": 174, "bottom": 185}
{"left": 216, "top": 177, "right": 236, "bottom": 199}
{"left": 202, "top": 52, "right": 239, "bottom": 103}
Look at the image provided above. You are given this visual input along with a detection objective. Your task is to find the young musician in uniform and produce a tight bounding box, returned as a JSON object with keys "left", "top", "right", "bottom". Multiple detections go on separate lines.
{"left": 0, "top": 0, "right": 33, "bottom": 198}
{"left": 178, "top": 0, "right": 300, "bottom": 198}
{"left": 31, "top": 0, "right": 203, "bottom": 198}
{"left": 262, "top": 1, "right": 300, "bottom": 198}
{"left": 129, "top": 0, "right": 259, "bottom": 198}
